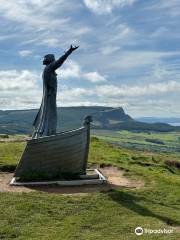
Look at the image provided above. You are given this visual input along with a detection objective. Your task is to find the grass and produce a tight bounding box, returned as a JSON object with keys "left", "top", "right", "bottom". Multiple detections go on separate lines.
{"left": 92, "top": 130, "right": 180, "bottom": 153}
{"left": 0, "top": 142, "right": 25, "bottom": 172}
{"left": 0, "top": 137, "right": 180, "bottom": 239}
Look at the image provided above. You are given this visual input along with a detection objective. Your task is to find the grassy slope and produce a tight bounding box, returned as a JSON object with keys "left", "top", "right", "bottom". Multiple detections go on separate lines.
{"left": 93, "top": 130, "right": 180, "bottom": 153}
{"left": 0, "top": 138, "right": 179, "bottom": 239}
{"left": 0, "top": 142, "right": 25, "bottom": 171}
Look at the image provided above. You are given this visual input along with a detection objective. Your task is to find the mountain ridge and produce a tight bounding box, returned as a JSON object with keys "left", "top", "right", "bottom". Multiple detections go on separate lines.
{"left": 0, "top": 106, "right": 180, "bottom": 134}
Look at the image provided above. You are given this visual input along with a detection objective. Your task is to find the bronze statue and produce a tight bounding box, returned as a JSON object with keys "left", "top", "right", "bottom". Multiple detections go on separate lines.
{"left": 32, "top": 45, "right": 79, "bottom": 138}
{"left": 11, "top": 46, "right": 103, "bottom": 184}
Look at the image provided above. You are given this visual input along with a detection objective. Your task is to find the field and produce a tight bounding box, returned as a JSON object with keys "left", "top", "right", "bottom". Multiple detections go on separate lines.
{"left": 92, "top": 130, "right": 180, "bottom": 153}
{"left": 0, "top": 136, "right": 180, "bottom": 239}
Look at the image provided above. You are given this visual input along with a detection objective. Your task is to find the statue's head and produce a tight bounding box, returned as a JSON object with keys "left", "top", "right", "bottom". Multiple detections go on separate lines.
{"left": 43, "top": 54, "right": 55, "bottom": 65}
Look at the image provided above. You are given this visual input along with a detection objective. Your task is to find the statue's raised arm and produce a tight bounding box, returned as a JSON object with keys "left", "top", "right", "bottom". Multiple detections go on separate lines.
{"left": 49, "top": 45, "right": 79, "bottom": 70}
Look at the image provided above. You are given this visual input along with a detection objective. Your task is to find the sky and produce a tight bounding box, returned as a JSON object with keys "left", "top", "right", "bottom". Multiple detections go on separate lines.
{"left": 0, "top": 0, "right": 180, "bottom": 117}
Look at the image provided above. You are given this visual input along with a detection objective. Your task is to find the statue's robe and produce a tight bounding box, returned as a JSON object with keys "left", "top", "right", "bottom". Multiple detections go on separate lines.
{"left": 32, "top": 52, "right": 70, "bottom": 138}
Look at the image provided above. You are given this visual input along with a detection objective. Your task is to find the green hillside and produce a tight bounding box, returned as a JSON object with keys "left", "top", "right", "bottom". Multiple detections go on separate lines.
{"left": 0, "top": 107, "right": 112, "bottom": 134}
{"left": 0, "top": 138, "right": 179, "bottom": 239}
{"left": 0, "top": 106, "right": 180, "bottom": 134}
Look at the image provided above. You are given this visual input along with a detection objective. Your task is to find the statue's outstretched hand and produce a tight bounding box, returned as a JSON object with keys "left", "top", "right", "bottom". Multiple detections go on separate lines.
{"left": 70, "top": 45, "right": 79, "bottom": 52}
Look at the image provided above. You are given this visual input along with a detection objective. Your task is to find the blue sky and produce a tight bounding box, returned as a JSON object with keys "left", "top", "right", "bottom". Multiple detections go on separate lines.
{"left": 0, "top": 0, "right": 180, "bottom": 117}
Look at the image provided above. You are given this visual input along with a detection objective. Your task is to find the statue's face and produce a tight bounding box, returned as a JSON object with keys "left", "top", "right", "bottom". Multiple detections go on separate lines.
{"left": 43, "top": 54, "right": 55, "bottom": 65}
{"left": 43, "top": 57, "right": 48, "bottom": 65}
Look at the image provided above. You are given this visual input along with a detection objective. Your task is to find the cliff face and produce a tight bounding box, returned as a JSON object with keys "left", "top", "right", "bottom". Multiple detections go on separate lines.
{"left": 93, "top": 107, "right": 133, "bottom": 122}
{"left": 91, "top": 108, "right": 180, "bottom": 132}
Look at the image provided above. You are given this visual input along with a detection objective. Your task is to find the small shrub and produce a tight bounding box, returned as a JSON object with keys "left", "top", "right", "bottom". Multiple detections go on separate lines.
{"left": 0, "top": 134, "right": 9, "bottom": 139}
{"left": 165, "top": 160, "right": 180, "bottom": 169}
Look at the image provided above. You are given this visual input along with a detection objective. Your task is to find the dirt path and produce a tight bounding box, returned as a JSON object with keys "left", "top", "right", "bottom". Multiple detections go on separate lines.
{"left": 0, "top": 167, "right": 144, "bottom": 195}
{"left": 101, "top": 166, "right": 144, "bottom": 189}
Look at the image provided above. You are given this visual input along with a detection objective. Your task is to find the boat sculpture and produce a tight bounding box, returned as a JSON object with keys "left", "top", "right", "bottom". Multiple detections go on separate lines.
{"left": 14, "top": 116, "right": 92, "bottom": 181}
{"left": 12, "top": 46, "right": 106, "bottom": 184}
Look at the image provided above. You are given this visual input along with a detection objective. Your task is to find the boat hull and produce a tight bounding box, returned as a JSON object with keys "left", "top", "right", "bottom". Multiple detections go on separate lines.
{"left": 14, "top": 124, "right": 90, "bottom": 180}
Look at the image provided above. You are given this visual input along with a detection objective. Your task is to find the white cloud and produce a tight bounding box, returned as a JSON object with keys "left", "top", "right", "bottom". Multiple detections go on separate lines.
{"left": 96, "top": 81, "right": 180, "bottom": 98}
{"left": 0, "top": 69, "right": 41, "bottom": 109}
{"left": 18, "top": 50, "right": 32, "bottom": 57}
{"left": 0, "top": 0, "right": 180, "bottom": 117}
{"left": 102, "top": 24, "right": 135, "bottom": 49}
{"left": 1, "top": 68, "right": 180, "bottom": 117}
{"left": 41, "top": 38, "right": 60, "bottom": 47}
{"left": 0, "top": 70, "right": 39, "bottom": 91}
{"left": 57, "top": 61, "right": 81, "bottom": 79}
{"left": 83, "top": 72, "right": 106, "bottom": 82}
{"left": 0, "top": 66, "right": 103, "bottom": 109}
{"left": 58, "top": 87, "right": 93, "bottom": 102}
{"left": 0, "top": 1, "right": 69, "bottom": 30}
{"left": 83, "top": 0, "right": 137, "bottom": 14}
{"left": 57, "top": 60, "right": 106, "bottom": 83}
{"left": 101, "top": 46, "right": 121, "bottom": 55}
{"left": 109, "top": 51, "right": 180, "bottom": 70}
{"left": 152, "top": 64, "right": 170, "bottom": 80}
{"left": 146, "top": 0, "right": 180, "bottom": 16}
{"left": 0, "top": 1, "right": 89, "bottom": 47}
